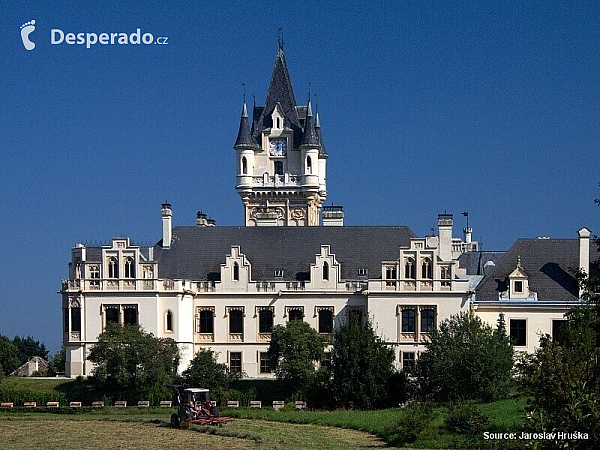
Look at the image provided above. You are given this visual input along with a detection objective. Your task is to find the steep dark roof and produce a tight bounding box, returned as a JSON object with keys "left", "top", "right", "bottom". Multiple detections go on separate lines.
{"left": 315, "top": 113, "right": 327, "bottom": 157}
{"left": 154, "top": 226, "right": 416, "bottom": 282}
{"left": 234, "top": 103, "right": 256, "bottom": 149}
{"left": 253, "top": 49, "right": 303, "bottom": 146}
{"left": 458, "top": 251, "right": 506, "bottom": 276}
{"left": 475, "top": 239, "right": 584, "bottom": 301}
{"left": 301, "top": 101, "right": 319, "bottom": 147}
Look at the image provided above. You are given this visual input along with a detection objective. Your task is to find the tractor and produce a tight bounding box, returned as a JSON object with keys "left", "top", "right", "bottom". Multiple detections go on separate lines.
{"left": 167, "top": 385, "right": 232, "bottom": 429}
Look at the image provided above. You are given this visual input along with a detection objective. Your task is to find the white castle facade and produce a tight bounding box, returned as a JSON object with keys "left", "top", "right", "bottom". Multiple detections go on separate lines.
{"left": 61, "top": 45, "right": 593, "bottom": 378}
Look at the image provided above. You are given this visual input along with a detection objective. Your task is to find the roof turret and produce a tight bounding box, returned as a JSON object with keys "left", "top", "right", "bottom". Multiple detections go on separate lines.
{"left": 300, "top": 100, "right": 320, "bottom": 148}
{"left": 234, "top": 102, "right": 256, "bottom": 149}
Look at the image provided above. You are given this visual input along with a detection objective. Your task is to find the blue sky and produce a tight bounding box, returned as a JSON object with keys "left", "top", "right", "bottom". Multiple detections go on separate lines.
{"left": 1, "top": 1, "right": 598, "bottom": 354}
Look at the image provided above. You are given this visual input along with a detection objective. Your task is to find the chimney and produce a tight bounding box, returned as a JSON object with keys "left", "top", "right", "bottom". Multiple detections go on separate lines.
{"left": 463, "top": 227, "right": 472, "bottom": 244}
{"left": 196, "top": 211, "right": 208, "bottom": 227}
{"left": 161, "top": 203, "right": 172, "bottom": 248}
{"left": 578, "top": 227, "right": 591, "bottom": 276}
{"left": 323, "top": 205, "right": 344, "bottom": 226}
{"left": 438, "top": 213, "right": 453, "bottom": 261}
{"left": 206, "top": 218, "right": 216, "bottom": 227}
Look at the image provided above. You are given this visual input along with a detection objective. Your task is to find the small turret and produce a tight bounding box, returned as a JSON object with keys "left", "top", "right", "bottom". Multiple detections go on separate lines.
{"left": 234, "top": 102, "right": 256, "bottom": 149}
{"left": 301, "top": 100, "right": 319, "bottom": 148}
{"left": 161, "top": 203, "right": 172, "bottom": 248}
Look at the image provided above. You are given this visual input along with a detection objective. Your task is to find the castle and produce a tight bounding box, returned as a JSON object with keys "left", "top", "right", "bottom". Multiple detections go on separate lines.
{"left": 61, "top": 43, "right": 592, "bottom": 377}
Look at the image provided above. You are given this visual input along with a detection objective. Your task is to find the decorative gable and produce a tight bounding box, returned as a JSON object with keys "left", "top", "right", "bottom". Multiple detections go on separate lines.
{"left": 505, "top": 255, "right": 536, "bottom": 300}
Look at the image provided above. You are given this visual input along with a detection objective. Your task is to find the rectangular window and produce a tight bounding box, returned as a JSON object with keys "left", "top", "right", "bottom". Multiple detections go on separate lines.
{"left": 123, "top": 307, "right": 137, "bottom": 325}
{"left": 229, "top": 309, "right": 244, "bottom": 334}
{"left": 402, "top": 308, "right": 416, "bottom": 333}
{"left": 71, "top": 308, "right": 81, "bottom": 332}
{"left": 552, "top": 319, "right": 566, "bottom": 344}
{"left": 402, "top": 352, "right": 416, "bottom": 371}
{"left": 320, "top": 352, "right": 331, "bottom": 370}
{"left": 420, "top": 309, "right": 435, "bottom": 332}
{"left": 199, "top": 310, "right": 214, "bottom": 334}
{"left": 259, "top": 309, "right": 274, "bottom": 333}
{"left": 230, "top": 352, "right": 242, "bottom": 373}
{"left": 89, "top": 265, "right": 100, "bottom": 287}
{"left": 358, "top": 268, "right": 368, "bottom": 277}
{"left": 105, "top": 308, "right": 119, "bottom": 324}
{"left": 259, "top": 352, "right": 271, "bottom": 373}
{"left": 510, "top": 319, "right": 527, "bottom": 346}
{"left": 514, "top": 281, "right": 523, "bottom": 293}
{"left": 318, "top": 308, "right": 334, "bottom": 333}
{"left": 64, "top": 309, "right": 69, "bottom": 333}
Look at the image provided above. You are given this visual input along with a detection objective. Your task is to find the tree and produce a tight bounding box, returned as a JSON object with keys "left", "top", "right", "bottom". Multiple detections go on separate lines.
{"left": 331, "top": 316, "right": 396, "bottom": 409}
{"left": 12, "top": 336, "right": 48, "bottom": 365}
{"left": 182, "top": 349, "right": 238, "bottom": 403}
{"left": 267, "top": 320, "right": 325, "bottom": 394}
{"left": 88, "top": 324, "right": 179, "bottom": 400}
{"left": 416, "top": 312, "right": 513, "bottom": 402}
{"left": 0, "top": 335, "right": 20, "bottom": 375}
{"left": 48, "top": 346, "right": 66, "bottom": 376}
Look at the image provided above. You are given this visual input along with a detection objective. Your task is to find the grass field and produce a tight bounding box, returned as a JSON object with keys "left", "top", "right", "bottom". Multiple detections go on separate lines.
{"left": 0, "top": 415, "right": 391, "bottom": 449}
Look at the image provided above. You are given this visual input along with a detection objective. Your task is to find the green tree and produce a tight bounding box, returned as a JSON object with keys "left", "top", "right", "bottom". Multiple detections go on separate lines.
{"left": 331, "top": 316, "right": 396, "bottom": 409}
{"left": 12, "top": 336, "right": 48, "bottom": 365}
{"left": 416, "top": 312, "right": 513, "bottom": 402}
{"left": 0, "top": 335, "right": 20, "bottom": 375}
{"left": 267, "top": 320, "right": 325, "bottom": 394}
{"left": 48, "top": 346, "right": 67, "bottom": 376}
{"left": 88, "top": 324, "right": 179, "bottom": 401}
{"left": 182, "top": 349, "right": 238, "bottom": 404}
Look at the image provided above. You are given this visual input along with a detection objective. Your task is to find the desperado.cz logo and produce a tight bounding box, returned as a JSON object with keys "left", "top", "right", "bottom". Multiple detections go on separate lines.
{"left": 20, "top": 20, "right": 168, "bottom": 50}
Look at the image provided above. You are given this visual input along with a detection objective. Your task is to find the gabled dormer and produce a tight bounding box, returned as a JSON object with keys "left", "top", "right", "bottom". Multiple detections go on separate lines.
{"left": 505, "top": 255, "right": 535, "bottom": 300}
{"left": 220, "top": 246, "right": 252, "bottom": 290}
{"left": 307, "top": 245, "right": 341, "bottom": 289}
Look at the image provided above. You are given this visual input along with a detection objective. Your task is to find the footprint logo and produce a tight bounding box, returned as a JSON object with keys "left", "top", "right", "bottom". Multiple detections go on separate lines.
{"left": 20, "top": 20, "right": 36, "bottom": 50}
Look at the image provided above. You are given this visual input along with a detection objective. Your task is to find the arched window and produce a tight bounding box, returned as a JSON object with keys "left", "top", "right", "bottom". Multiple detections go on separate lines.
{"left": 124, "top": 257, "right": 135, "bottom": 278}
{"left": 233, "top": 262, "right": 240, "bottom": 281}
{"left": 323, "top": 261, "right": 329, "bottom": 281}
{"left": 401, "top": 309, "right": 416, "bottom": 333}
{"left": 421, "top": 257, "right": 432, "bottom": 279}
{"left": 165, "top": 310, "right": 173, "bottom": 332}
{"left": 108, "top": 257, "right": 119, "bottom": 278}
{"left": 242, "top": 156, "right": 247, "bottom": 175}
{"left": 404, "top": 258, "right": 415, "bottom": 279}
{"left": 259, "top": 309, "right": 274, "bottom": 333}
{"left": 274, "top": 161, "right": 284, "bottom": 175}
{"left": 307, "top": 156, "right": 312, "bottom": 174}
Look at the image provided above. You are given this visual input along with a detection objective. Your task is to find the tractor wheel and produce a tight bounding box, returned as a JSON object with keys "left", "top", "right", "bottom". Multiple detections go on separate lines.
{"left": 170, "top": 413, "right": 181, "bottom": 429}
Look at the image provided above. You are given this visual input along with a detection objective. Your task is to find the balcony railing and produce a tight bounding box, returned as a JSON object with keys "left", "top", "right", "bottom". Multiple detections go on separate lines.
{"left": 252, "top": 173, "right": 302, "bottom": 187}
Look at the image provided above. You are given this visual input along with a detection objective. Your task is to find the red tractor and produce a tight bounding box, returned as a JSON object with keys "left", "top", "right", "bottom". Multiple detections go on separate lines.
{"left": 168, "top": 386, "right": 232, "bottom": 429}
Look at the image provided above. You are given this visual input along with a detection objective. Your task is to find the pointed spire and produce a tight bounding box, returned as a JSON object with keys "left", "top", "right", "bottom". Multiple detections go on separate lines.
{"left": 254, "top": 43, "right": 301, "bottom": 144}
{"left": 315, "top": 112, "right": 327, "bottom": 157}
{"left": 301, "top": 99, "right": 319, "bottom": 147}
{"left": 234, "top": 101, "right": 256, "bottom": 149}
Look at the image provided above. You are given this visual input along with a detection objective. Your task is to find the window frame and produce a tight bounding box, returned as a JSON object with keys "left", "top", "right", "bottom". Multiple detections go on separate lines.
{"left": 229, "top": 308, "right": 244, "bottom": 335}
{"left": 420, "top": 308, "right": 435, "bottom": 333}
{"left": 401, "top": 308, "right": 416, "bottom": 333}
{"left": 510, "top": 319, "right": 527, "bottom": 346}
{"left": 318, "top": 308, "right": 334, "bottom": 334}
{"left": 229, "top": 352, "right": 242, "bottom": 373}
{"left": 258, "top": 308, "right": 274, "bottom": 334}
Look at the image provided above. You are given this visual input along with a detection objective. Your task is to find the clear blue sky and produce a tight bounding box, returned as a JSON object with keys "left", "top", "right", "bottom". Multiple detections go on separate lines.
{"left": 1, "top": 1, "right": 598, "bottom": 354}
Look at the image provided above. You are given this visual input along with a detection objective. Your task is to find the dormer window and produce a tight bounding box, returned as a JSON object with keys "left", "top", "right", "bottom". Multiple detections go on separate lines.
{"left": 277, "top": 117, "right": 281, "bottom": 128}
{"left": 274, "top": 269, "right": 284, "bottom": 278}
{"left": 514, "top": 281, "right": 523, "bottom": 293}
{"left": 233, "top": 262, "right": 240, "bottom": 281}
{"left": 358, "top": 268, "right": 368, "bottom": 277}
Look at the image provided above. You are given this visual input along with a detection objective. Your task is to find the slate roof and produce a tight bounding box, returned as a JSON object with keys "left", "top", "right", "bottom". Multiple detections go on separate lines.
{"left": 458, "top": 251, "right": 507, "bottom": 276}
{"left": 234, "top": 103, "right": 256, "bottom": 149}
{"left": 154, "top": 226, "right": 417, "bottom": 282}
{"left": 251, "top": 48, "right": 325, "bottom": 151}
{"left": 475, "top": 239, "right": 588, "bottom": 301}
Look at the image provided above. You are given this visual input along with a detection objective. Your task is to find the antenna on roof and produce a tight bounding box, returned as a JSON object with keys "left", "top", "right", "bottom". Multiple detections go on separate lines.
{"left": 278, "top": 27, "right": 284, "bottom": 51}
{"left": 462, "top": 211, "right": 469, "bottom": 229}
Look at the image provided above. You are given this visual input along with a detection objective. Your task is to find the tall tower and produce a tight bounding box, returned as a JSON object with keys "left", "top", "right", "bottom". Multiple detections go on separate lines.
{"left": 234, "top": 43, "right": 328, "bottom": 226}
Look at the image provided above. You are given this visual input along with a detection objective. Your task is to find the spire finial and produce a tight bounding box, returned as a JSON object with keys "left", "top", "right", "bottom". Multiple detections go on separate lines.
{"left": 517, "top": 255, "right": 521, "bottom": 267}
{"left": 308, "top": 81, "right": 311, "bottom": 102}
{"left": 278, "top": 28, "right": 284, "bottom": 51}
{"left": 242, "top": 83, "right": 246, "bottom": 103}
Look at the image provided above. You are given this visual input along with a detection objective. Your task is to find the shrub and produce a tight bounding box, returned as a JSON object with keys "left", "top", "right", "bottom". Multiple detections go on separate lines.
{"left": 444, "top": 402, "right": 490, "bottom": 435}
{"left": 383, "top": 402, "right": 433, "bottom": 447}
